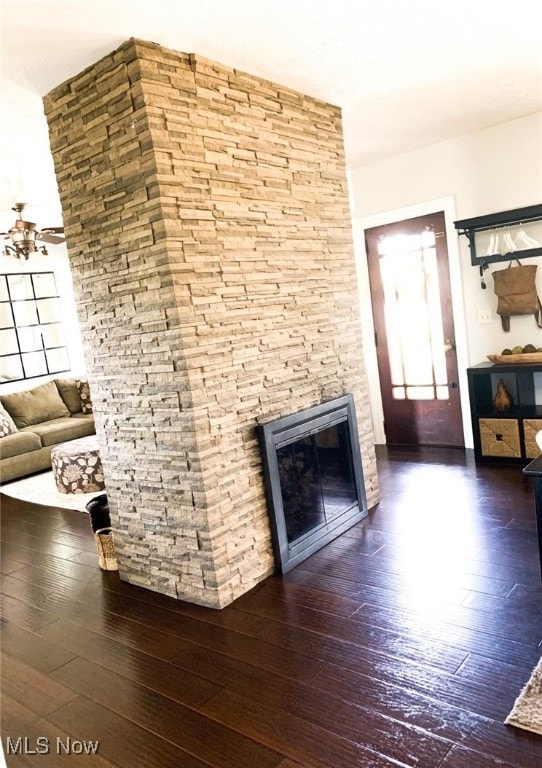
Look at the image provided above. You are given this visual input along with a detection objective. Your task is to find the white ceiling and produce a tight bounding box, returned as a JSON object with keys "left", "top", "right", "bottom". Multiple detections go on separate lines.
{"left": 1, "top": 0, "right": 541, "bottom": 231}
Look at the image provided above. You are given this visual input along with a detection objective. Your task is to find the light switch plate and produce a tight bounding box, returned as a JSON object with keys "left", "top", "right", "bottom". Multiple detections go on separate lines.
{"left": 477, "top": 309, "right": 493, "bottom": 324}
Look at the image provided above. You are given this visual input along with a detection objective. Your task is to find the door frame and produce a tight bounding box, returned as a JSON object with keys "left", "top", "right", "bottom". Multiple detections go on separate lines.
{"left": 353, "top": 196, "right": 473, "bottom": 448}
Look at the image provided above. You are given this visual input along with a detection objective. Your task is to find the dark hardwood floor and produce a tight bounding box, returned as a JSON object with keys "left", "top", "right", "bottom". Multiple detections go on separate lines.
{"left": 1, "top": 446, "right": 541, "bottom": 767}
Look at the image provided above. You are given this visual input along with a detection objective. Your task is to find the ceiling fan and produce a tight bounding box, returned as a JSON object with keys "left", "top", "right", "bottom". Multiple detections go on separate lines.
{"left": 2, "top": 203, "right": 65, "bottom": 259}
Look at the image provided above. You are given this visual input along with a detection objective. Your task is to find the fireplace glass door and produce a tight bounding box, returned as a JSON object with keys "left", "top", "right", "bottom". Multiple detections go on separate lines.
{"left": 259, "top": 394, "right": 368, "bottom": 573}
{"left": 277, "top": 421, "right": 358, "bottom": 546}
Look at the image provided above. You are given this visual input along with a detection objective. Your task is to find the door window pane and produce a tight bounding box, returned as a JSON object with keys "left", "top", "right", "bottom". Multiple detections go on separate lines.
{"left": 377, "top": 229, "right": 448, "bottom": 401}
{"left": 407, "top": 386, "right": 436, "bottom": 400}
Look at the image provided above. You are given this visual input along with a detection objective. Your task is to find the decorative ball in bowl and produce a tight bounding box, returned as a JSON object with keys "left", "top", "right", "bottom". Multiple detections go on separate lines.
{"left": 487, "top": 344, "right": 542, "bottom": 364}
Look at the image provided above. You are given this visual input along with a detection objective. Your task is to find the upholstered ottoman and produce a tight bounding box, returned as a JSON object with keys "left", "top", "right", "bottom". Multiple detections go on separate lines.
{"left": 51, "top": 436, "right": 105, "bottom": 494}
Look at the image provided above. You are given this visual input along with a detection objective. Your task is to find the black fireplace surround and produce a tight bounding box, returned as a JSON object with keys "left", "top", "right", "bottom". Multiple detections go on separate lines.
{"left": 258, "top": 394, "right": 368, "bottom": 573}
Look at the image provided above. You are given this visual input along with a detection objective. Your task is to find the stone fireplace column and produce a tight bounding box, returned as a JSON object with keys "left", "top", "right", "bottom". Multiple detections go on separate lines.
{"left": 44, "top": 38, "right": 379, "bottom": 608}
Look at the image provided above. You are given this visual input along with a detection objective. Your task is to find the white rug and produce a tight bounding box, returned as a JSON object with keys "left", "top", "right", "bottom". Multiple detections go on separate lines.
{"left": 1, "top": 470, "right": 101, "bottom": 512}
{"left": 505, "top": 656, "right": 542, "bottom": 736}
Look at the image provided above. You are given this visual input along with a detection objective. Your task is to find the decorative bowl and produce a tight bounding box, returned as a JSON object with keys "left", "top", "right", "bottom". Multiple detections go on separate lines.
{"left": 487, "top": 352, "right": 542, "bottom": 364}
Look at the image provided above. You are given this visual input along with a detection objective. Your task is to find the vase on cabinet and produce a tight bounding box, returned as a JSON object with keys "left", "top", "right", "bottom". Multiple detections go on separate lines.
{"left": 493, "top": 379, "right": 513, "bottom": 412}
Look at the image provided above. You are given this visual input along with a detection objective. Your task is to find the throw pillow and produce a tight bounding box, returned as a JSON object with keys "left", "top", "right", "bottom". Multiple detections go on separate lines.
{"left": 0, "top": 380, "right": 70, "bottom": 428}
{"left": 77, "top": 379, "right": 93, "bottom": 414}
{"left": 0, "top": 402, "right": 18, "bottom": 437}
{"left": 55, "top": 378, "right": 82, "bottom": 414}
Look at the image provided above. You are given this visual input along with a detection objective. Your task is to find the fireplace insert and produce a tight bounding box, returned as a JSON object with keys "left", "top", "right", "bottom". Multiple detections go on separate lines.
{"left": 258, "top": 394, "right": 368, "bottom": 573}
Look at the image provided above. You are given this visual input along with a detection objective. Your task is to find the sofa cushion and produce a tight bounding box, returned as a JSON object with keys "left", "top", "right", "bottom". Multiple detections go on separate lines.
{"left": 22, "top": 414, "right": 95, "bottom": 447}
{"left": 77, "top": 379, "right": 93, "bottom": 414}
{"left": 0, "top": 446, "right": 53, "bottom": 483}
{"left": 0, "top": 402, "right": 18, "bottom": 437}
{"left": 55, "top": 378, "right": 82, "bottom": 414}
{"left": 1, "top": 380, "right": 70, "bottom": 428}
{"left": 0, "top": 430, "right": 42, "bottom": 460}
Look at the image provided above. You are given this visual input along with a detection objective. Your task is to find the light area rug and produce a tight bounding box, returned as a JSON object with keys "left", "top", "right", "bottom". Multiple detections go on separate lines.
{"left": 505, "top": 657, "right": 542, "bottom": 736}
{"left": 1, "top": 470, "right": 101, "bottom": 512}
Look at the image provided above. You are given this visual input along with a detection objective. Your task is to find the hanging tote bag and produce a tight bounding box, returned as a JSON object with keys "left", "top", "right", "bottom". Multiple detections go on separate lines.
{"left": 492, "top": 259, "right": 542, "bottom": 332}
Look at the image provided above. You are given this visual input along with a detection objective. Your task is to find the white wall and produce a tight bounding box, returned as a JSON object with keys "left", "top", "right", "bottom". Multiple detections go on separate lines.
{"left": 350, "top": 111, "right": 542, "bottom": 446}
{"left": 0, "top": 81, "right": 86, "bottom": 394}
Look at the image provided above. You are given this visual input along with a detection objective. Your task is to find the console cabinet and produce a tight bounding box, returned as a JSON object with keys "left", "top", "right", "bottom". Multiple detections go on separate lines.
{"left": 467, "top": 362, "right": 542, "bottom": 463}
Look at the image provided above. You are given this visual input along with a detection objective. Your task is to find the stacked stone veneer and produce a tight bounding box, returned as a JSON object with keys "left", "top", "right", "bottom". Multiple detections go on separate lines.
{"left": 44, "top": 38, "right": 379, "bottom": 608}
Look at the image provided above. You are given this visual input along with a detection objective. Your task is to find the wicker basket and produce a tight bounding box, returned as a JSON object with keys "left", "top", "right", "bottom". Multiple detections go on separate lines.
{"left": 523, "top": 419, "right": 542, "bottom": 459}
{"left": 479, "top": 418, "right": 521, "bottom": 458}
{"left": 94, "top": 527, "right": 118, "bottom": 571}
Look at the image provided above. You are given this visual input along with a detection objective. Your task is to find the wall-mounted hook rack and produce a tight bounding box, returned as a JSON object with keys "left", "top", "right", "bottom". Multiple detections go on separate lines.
{"left": 454, "top": 203, "right": 542, "bottom": 266}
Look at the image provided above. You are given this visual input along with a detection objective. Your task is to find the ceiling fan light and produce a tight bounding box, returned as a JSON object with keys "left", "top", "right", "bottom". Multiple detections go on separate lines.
{"left": 3, "top": 244, "right": 16, "bottom": 258}
{"left": 2, "top": 203, "right": 64, "bottom": 259}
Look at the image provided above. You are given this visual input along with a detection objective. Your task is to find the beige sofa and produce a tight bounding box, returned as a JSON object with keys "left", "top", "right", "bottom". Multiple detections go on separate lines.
{"left": 0, "top": 378, "right": 95, "bottom": 483}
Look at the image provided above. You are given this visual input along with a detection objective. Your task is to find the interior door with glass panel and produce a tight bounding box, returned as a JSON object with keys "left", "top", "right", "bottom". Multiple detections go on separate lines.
{"left": 365, "top": 212, "right": 464, "bottom": 447}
